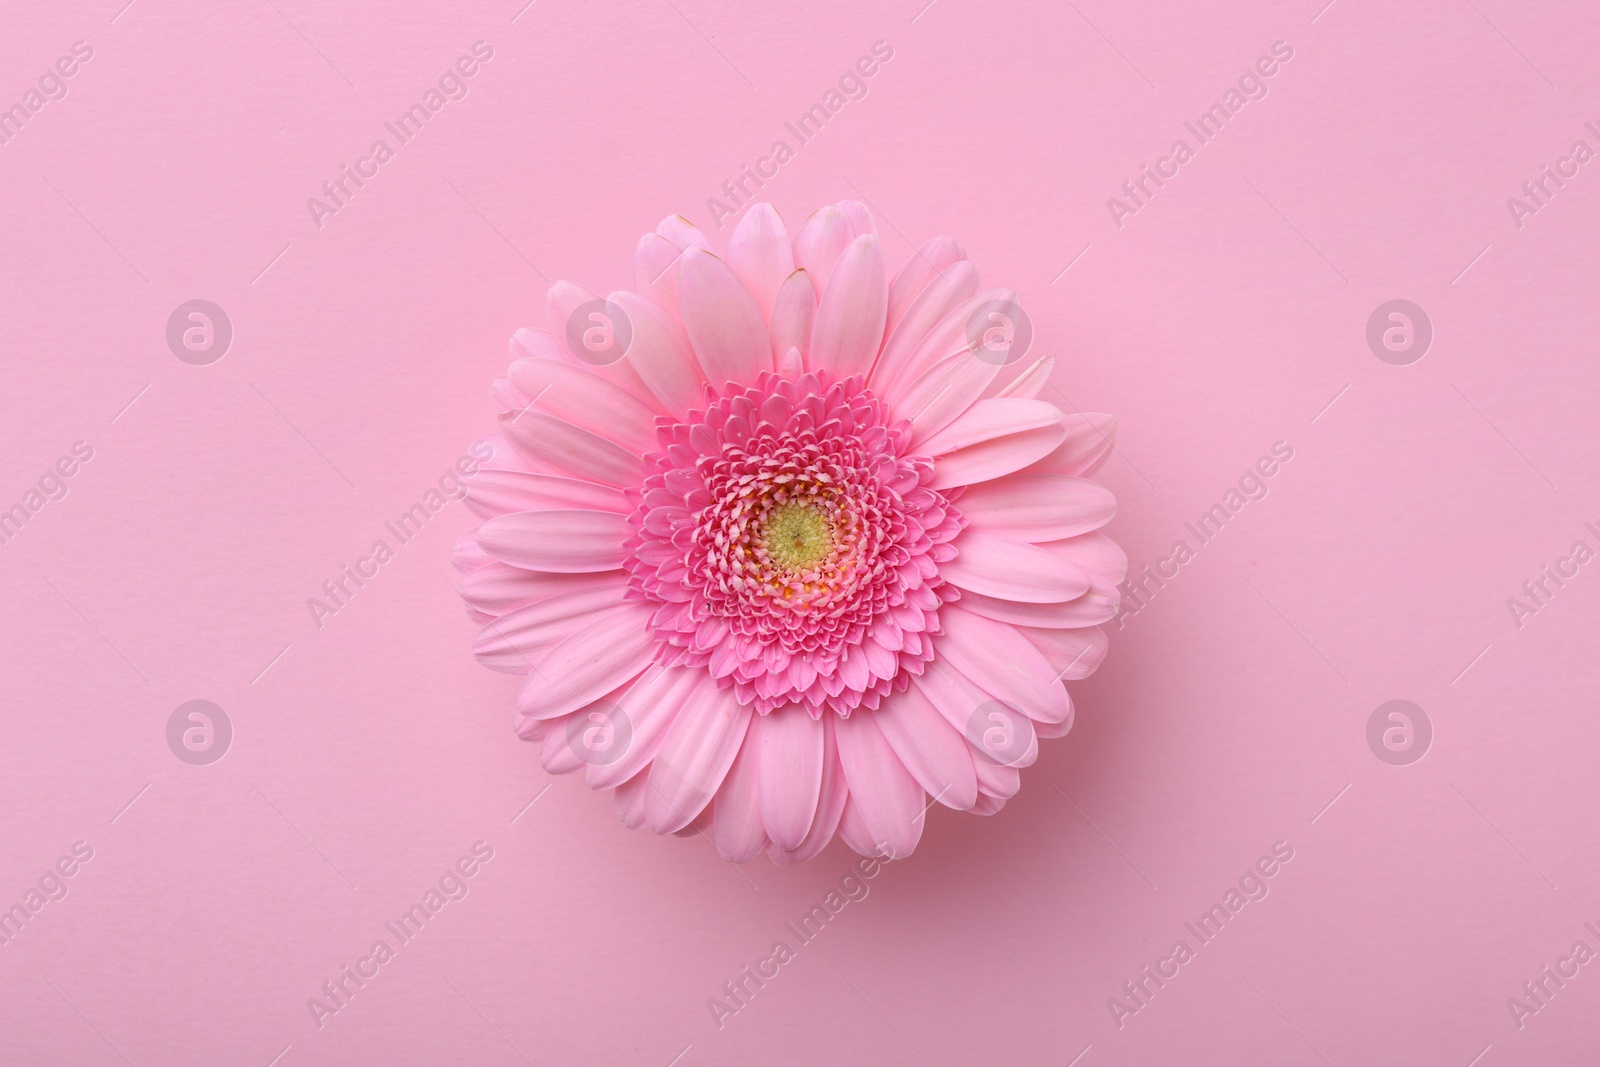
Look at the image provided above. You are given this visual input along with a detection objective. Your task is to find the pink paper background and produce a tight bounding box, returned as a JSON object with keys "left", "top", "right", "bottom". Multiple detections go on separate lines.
{"left": 3, "top": 0, "right": 1598, "bottom": 1063}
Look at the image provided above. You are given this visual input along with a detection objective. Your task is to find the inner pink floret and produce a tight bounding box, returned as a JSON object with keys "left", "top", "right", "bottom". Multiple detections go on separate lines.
{"left": 623, "top": 371, "right": 965, "bottom": 716}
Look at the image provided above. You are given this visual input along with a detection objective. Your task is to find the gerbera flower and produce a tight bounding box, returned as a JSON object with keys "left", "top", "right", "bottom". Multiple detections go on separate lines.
{"left": 455, "top": 201, "right": 1125, "bottom": 864}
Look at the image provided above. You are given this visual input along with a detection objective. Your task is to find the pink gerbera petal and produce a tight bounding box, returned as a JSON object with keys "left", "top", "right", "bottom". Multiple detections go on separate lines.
{"left": 678, "top": 247, "right": 772, "bottom": 387}
{"left": 757, "top": 706, "right": 825, "bottom": 850}
{"left": 886, "top": 234, "right": 965, "bottom": 336}
{"left": 711, "top": 727, "right": 769, "bottom": 863}
{"left": 727, "top": 203, "right": 795, "bottom": 323}
{"left": 835, "top": 710, "right": 925, "bottom": 859}
{"left": 769, "top": 270, "right": 816, "bottom": 367}
{"left": 809, "top": 233, "right": 888, "bottom": 380}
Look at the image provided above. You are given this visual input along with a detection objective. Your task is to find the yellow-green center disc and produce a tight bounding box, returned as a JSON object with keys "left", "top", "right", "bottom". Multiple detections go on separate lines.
{"left": 764, "top": 503, "right": 832, "bottom": 570}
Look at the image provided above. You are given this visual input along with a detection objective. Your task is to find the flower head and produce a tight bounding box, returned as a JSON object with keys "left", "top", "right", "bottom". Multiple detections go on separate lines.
{"left": 457, "top": 202, "right": 1125, "bottom": 863}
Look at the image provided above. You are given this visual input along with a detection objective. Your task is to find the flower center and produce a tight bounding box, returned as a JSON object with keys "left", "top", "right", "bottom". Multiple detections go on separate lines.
{"left": 763, "top": 503, "right": 832, "bottom": 572}
{"left": 623, "top": 372, "right": 965, "bottom": 716}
